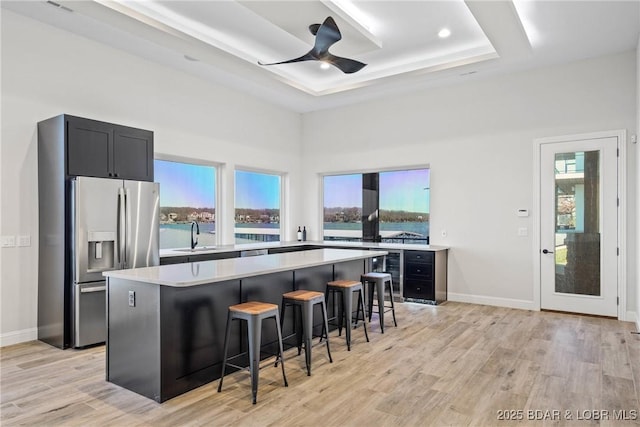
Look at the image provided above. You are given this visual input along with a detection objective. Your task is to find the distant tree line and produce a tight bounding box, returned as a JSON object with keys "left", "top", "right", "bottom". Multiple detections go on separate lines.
{"left": 324, "top": 207, "right": 429, "bottom": 223}
{"left": 160, "top": 207, "right": 215, "bottom": 222}
{"left": 235, "top": 208, "right": 280, "bottom": 223}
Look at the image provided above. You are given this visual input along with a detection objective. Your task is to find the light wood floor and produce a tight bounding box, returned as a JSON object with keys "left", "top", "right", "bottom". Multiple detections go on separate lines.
{"left": 1, "top": 302, "right": 639, "bottom": 426}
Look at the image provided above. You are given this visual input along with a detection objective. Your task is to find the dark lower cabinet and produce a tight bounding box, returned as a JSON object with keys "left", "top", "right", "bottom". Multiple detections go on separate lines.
{"left": 403, "top": 250, "right": 447, "bottom": 304}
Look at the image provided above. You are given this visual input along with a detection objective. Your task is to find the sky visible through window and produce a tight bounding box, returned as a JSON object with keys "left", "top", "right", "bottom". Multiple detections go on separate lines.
{"left": 380, "top": 169, "right": 430, "bottom": 213}
{"left": 235, "top": 170, "right": 281, "bottom": 209}
{"left": 323, "top": 174, "right": 361, "bottom": 208}
{"left": 323, "top": 170, "right": 430, "bottom": 212}
{"left": 155, "top": 160, "right": 215, "bottom": 208}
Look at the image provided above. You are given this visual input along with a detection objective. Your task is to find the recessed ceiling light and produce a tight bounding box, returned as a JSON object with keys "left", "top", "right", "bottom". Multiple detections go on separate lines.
{"left": 320, "top": 62, "right": 331, "bottom": 70}
{"left": 46, "top": 0, "right": 73, "bottom": 12}
{"left": 438, "top": 28, "right": 451, "bottom": 38}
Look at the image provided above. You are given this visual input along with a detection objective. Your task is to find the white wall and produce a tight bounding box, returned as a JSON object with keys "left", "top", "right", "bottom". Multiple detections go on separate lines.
{"left": 0, "top": 10, "right": 303, "bottom": 346}
{"left": 302, "top": 51, "right": 638, "bottom": 313}
{"left": 637, "top": 35, "right": 640, "bottom": 331}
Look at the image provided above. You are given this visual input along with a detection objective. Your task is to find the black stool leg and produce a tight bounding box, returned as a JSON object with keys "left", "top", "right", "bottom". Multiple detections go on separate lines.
{"left": 276, "top": 300, "right": 287, "bottom": 367}
{"left": 337, "top": 289, "right": 345, "bottom": 337}
{"left": 388, "top": 279, "right": 397, "bottom": 327}
{"left": 247, "top": 315, "right": 261, "bottom": 404}
{"left": 295, "top": 305, "right": 303, "bottom": 355}
{"left": 320, "top": 299, "right": 333, "bottom": 363}
{"left": 302, "top": 301, "right": 313, "bottom": 376}
{"left": 367, "top": 279, "right": 375, "bottom": 322}
{"left": 376, "top": 278, "right": 385, "bottom": 333}
{"left": 217, "top": 310, "right": 233, "bottom": 393}
{"left": 357, "top": 289, "right": 370, "bottom": 343}
{"left": 274, "top": 311, "right": 288, "bottom": 387}
{"left": 343, "top": 288, "right": 353, "bottom": 350}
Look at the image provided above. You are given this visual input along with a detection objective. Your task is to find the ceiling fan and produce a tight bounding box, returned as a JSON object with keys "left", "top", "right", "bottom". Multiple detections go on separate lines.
{"left": 258, "top": 16, "right": 367, "bottom": 74}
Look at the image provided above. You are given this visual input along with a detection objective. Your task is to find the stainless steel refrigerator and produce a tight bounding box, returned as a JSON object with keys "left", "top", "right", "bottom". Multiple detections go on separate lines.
{"left": 71, "top": 177, "right": 159, "bottom": 347}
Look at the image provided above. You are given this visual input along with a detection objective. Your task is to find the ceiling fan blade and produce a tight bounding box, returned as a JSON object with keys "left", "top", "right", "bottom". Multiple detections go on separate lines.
{"left": 313, "top": 16, "right": 341, "bottom": 55}
{"left": 309, "top": 23, "right": 320, "bottom": 36}
{"left": 325, "top": 54, "right": 367, "bottom": 74}
{"left": 258, "top": 52, "right": 316, "bottom": 67}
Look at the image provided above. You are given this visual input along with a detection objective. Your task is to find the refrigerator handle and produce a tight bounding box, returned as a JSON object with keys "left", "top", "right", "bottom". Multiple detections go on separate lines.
{"left": 125, "top": 186, "right": 132, "bottom": 268}
{"left": 117, "top": 187, "right": 126, "bottom": 268}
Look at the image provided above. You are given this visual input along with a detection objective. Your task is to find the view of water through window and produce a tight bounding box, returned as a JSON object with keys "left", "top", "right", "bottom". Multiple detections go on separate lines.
{"left": 323, "top": 169, "right": 430, "bottom": 243}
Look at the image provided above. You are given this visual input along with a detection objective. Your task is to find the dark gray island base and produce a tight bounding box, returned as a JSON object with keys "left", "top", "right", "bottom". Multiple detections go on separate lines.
{"left": 104, "top": 249, "right": 386, "bottom": 402}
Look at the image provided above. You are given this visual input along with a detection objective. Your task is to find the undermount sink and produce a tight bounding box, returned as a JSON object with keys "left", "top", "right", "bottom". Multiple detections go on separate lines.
{"left": 175, "top": 247, "right": 216, "bottom": 253}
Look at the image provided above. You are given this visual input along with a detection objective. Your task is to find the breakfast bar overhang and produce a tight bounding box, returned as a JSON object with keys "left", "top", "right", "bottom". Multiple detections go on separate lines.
{"left": 103, "top": 248, "right": 387, "bottom": 402}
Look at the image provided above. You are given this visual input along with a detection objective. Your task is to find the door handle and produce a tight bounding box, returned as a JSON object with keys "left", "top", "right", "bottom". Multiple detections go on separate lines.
{"left": 542, "top": 249, "right": 554, "bottom": 254}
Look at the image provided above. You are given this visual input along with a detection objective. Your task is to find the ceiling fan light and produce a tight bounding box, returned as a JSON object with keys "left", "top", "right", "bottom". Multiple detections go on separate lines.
{"left": 438, "top": 28, "right": 451, "bottom": 38}
{"left": 320, "top": 62, "right": 331, "bottom": 70}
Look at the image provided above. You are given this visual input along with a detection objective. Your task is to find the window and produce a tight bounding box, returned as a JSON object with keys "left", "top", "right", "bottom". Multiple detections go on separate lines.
{"left": 323, "top": 168, "right": 430, "bottom": 244}
{"left": 323, "top": 174, "right": 362, "bottom": 241}
{"left": 154, "top": 159, "right": 216, "bottom": 249}
{"left": 235, "top": 170, "right": 281, "bottom": 243}
{"left": 379, "top": 169, "right": 430, "bottom": 243}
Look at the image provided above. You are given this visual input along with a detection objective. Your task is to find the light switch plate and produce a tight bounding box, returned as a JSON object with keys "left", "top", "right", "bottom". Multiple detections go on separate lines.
{"left": 17, "top": 235, "right": 31, "bottom": 247}
{"left": 518, "top": 227, "right": 528, "bottom": 236}
{"left": 1, "top": 236, "right": 16, "bottom": 247}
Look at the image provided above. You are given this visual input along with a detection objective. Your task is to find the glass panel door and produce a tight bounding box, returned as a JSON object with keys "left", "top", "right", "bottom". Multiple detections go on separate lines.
{"left": 540, "top": 137, "right": 618, "bottom": 317}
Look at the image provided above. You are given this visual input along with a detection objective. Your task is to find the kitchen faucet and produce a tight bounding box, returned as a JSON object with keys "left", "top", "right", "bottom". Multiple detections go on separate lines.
{"left": 191, "top": 221, "right": 200, "bottom": 250}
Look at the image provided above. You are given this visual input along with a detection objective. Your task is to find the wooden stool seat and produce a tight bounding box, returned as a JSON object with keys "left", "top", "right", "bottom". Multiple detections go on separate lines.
{"left": 282, "top": 290, "right": 324, "bottom": 302}
{"left": 229, "top": 301, "right": 278, "bottom": 315}
{"left": 327, "top": 280, "right": 361, "bottom": 288}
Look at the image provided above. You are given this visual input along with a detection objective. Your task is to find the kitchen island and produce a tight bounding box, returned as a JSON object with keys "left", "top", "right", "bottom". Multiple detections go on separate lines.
{"left": 103, "top": 248, "right": 387, "bottom": 402}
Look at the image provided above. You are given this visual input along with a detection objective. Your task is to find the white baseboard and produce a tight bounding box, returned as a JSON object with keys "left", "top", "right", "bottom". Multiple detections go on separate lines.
{"left": 626, "top": 311, "right": 639, "bottom": 329}
{"left": 447, "top": 292, "right": 537, "bottom": 311}
{"left": 0, "top": 328, "right": 37, "bottom": 348}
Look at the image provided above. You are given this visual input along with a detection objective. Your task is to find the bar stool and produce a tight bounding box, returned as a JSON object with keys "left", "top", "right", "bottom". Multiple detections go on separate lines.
{"left": 280, "top": 290, "right": 332, "bottom": 376}
{"left": 218, "top": 301, "right": 288, "bottom": 404}
{"left": 361, "top": 272, "right": 398, "bottom": 333}
{"left": 326, "top": 280, "right": 369, "bottom": 351}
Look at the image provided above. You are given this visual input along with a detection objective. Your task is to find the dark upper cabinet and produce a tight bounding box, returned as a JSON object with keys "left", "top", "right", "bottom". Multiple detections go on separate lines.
{"left": 66, "top": 116, "right": 153, "bottom": 181}
{"left": 112, "top": 126, "right": 154, "bottom": 181}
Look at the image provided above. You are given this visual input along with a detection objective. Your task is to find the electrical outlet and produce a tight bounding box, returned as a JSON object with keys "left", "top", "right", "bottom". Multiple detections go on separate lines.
{"left": 518, "top": 227, "right": 528, "bottom": 236}
{"left": 128, "top": 291, "right": 136, "bottom": 307}
{"left": 17, "top": 235, "right": 31, "bottom": 247}
{"left": 1, "top": 236, "right": 16, "bottom": 247}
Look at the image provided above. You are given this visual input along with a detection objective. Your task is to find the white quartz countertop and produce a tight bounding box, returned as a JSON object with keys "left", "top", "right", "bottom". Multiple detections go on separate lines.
{"left": 160, "top": 240, "right": 448, "bottom": 258}
{"left": 104, "top": 248, "right": 388, "bottom": 287}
